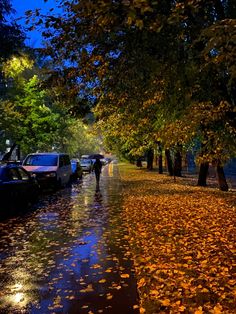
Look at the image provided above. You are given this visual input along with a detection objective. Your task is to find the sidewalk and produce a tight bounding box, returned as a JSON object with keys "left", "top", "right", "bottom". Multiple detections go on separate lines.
{"left": 118, "top": 163, "right": 236, "bottom": 314}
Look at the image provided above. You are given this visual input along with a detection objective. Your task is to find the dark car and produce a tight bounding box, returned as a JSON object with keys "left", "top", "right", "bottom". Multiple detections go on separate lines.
{"left": 71, "top": 159, "right": 83, "bottom": 180}
{"left": 0, "top": 162, "right": 39, "bottom": 212}
{"left": 80, "top": 158, "right": 93, "bottom": 173}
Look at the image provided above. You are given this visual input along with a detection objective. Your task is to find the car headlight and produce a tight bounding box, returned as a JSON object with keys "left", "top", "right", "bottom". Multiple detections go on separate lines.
{"left": 45, "top": 172, "right": 56, "bottom": 178}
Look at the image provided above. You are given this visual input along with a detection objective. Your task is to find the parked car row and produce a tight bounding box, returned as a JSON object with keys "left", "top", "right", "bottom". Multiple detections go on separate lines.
{"left": 0, "top": 152, "right": 112, "bottom": 212}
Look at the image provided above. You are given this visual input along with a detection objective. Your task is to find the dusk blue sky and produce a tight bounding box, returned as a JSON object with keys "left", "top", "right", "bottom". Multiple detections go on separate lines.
{"left": 11, "top": 0, "right": 58, "bottom": 47}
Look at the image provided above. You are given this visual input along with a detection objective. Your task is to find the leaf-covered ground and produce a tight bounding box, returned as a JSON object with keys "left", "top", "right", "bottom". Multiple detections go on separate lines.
{"left": 119, "top": 163, "right": 236, "bottom": 314}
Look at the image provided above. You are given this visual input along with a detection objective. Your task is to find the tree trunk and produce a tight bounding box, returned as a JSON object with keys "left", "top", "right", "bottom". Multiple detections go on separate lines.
{"left": 174, "top": 150, "right": 182, "bottom": 177}
{"left": 197, "top": 162, "right": 209, "bottom": 186}
{"left": 158, "top": 154, "right": 163, "bottom": 174}
{"left": 157, "top": 142, "right": 163, "bottom": 174}
{"left": 216, "top": 164, "right": 228, "bottom": 191}
{"left": 147, "top": 148, "right": 154, "bottom": 170}
{"left": 16, "top": 145, "right": 21, "bottom": 160}
{"left": 165, "top": 149, "right": 173, "bottom": 176}
{"left": 1, "top": 143, "right": 17, "bottom": 161}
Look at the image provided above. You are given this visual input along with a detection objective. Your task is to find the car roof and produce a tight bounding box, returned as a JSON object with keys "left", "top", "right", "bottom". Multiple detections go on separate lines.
{"left": 26, "top": 152, "right": 68, "bottom": 156}
{"left": 0, "top": 161, "right": 19, "bottom": 167}
{"left": 0, "top": 162, "right": 22, "bottom": 175}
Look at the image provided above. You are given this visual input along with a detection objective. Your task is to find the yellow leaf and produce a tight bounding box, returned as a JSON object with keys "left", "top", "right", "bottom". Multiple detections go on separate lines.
{"left": 135, "top": 19, "right": 144, "bottom": 29}
{"left": 161, "top": 299, "right": 170, "bottom": 306}
{"left": 181, "top": 282, "right": 189, "bottom": 289}
{"left": 138, "top": 278, "right": 146, "bottom": 287}
{"left": 99, "top": 279, "right": 106, "bottom": 283}
{"left": 115, "top": 285, "right": 122, "bottom": 290}
{"left": 120, "top": 273, "right": 130, "bottom": 278}
{"left": 106, "top": 293, "right": 113, "bottom": 300}
{"left": 127, "top": 16, "right": 133, "bottom": 25}
{"left": 194, "top": 307, "right": 204, "bottom": 314}
{"left": 80, "top": 284, "right": 94, "bottom": 293}
{"left": 179, "top": 305, "right": 186, "bottom": 312}
{"left": 201, "top": 288, "right": 209, "bottom": 293}
{"left": 213, "top": 304, "right": 223, "bottom": 314}
{"left": 91, "top": 264, "right": 101, "bottom": 269}
{"left": 197, "top": 251, "right": 202, "bottom": 258}
{"left": 150, "top": 289, "right": 159, "bottom": 296}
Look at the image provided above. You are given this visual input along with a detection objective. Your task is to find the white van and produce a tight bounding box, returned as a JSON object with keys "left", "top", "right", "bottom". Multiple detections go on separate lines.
{"left": 22, "top": 153, "right": 72, "bottom": 189}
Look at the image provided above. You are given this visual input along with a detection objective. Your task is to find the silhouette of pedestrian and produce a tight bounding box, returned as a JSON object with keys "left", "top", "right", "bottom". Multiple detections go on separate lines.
{"left": 93, "top": 158, "right": 102, "bottom": 187}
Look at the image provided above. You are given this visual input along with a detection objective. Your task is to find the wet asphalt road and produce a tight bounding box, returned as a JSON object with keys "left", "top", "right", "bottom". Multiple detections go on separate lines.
{"left": 0, "top": 162, "right": 139, "bottom": 314}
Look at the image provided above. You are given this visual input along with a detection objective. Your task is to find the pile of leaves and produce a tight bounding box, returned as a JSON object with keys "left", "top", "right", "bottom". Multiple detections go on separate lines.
{"left": 119, "top": 163, "right": 236, "bottom": 314}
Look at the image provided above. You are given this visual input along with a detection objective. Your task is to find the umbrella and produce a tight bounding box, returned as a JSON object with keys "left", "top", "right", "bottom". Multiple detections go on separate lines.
{"left": 88, "top": 154, "right": 104, "bottom": 159}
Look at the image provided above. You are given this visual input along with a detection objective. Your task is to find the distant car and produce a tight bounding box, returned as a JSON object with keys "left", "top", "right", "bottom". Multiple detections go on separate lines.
{"left": 0, "top": 162, "right": 39, "bottom": 211}
{"left": 104, "top": 157, "right": 112, "bottom": 164}
{"left": 81, "top": 154, "right": 90, "bottom": 159}
{"left": 22, "top": 153, "right": 72, "bottom": 189}
{"left": 81, "top": 155, "right": 95, "bottom": 165}
{"left": 80, "top": 158, "right": 93, "bottom": 173}
{"left": 71, "top": 159, "right": 83, "bottom": 180}
{"left": 101, "top": 158, "right": 109, "bottom": 165}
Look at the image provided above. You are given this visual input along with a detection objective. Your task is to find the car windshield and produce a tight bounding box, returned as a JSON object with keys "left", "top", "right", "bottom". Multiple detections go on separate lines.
{"left": 24, "top": 155, "right": 58, "bottom": 166}
{"left": 71, "top": 159, "right": 78, "bottom": 163}
{"left": 80, "top": 159, "right": 90, "bottom": 164}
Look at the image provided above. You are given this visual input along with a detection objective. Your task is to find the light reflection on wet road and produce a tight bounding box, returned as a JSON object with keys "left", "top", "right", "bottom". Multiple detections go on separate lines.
{"left": 0, "top": 162, "right": 139, "bottom": 313}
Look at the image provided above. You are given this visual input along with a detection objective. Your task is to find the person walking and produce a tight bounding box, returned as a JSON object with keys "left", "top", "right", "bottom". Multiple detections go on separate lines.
{"left": 93, "top": 158, "right": 102, "bottom": 186}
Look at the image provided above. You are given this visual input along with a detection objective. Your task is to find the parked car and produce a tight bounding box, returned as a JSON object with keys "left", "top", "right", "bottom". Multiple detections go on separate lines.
{"left": 0, "top": 162, "right": 39, "bottom": 211}
{"left": 71, "top": 159, "right": 83, "bottom": 180}
{"left": 22, "top": 153, "right": 72, "bottom": 189}
{"left": 104, "top": 157, "right": 112, "bottom": 164}
{"left": 80, "top": 158, "right": 93, "bottom": 173}
{"left": 81, "top": 154, "right": 90, "bottom": 159}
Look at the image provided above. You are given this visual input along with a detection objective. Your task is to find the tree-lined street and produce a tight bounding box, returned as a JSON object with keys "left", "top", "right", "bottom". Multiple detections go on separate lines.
{"left": 1, "top": 0, "right": 236, "bottom": 313}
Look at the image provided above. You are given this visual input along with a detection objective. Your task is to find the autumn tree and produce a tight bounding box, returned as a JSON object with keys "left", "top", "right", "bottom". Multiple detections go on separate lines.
{"left": 30, "top": 0, "right": 236, "bottom": 190}
{"left": 0, "top": 54, "right": 60, "bottom": 155}
{"left": 0, "top": 52, "right": 103, "bottom": 157}
{"left": 158, "top": 2, "right": 236, "bottom": 190}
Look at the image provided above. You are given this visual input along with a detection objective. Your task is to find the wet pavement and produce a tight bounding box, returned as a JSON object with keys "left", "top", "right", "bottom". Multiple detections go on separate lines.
{"left": 0, "top": 162, "right": 139, "bottom": 314}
